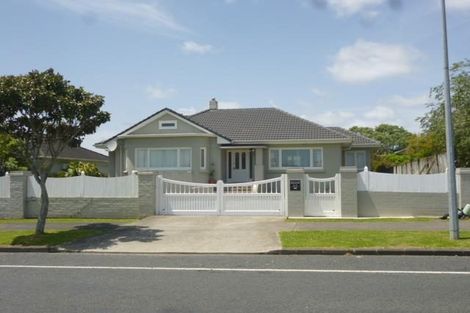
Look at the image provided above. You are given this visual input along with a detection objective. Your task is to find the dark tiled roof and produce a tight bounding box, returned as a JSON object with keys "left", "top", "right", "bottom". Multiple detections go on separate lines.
{"left": 327, "top": 127, "right": 381, "bottom": 147}
{"left": 189, "top": 108, "right": 350, "bottom": 143}
{"left": 40, "top": 146, "right": 108, "bottom": 162}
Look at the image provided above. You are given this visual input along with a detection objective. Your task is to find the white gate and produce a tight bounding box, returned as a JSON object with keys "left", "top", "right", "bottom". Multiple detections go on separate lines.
{"left": 156, "top": 175, "right": 287, "bottom": 216}
{"left": 305, "top": 174, "right": 341, "bottom": 217}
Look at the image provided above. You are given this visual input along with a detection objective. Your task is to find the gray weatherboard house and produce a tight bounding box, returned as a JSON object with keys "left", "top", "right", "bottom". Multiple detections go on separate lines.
{"left": 95, "top": 99, "right": 380, "bottom": 182}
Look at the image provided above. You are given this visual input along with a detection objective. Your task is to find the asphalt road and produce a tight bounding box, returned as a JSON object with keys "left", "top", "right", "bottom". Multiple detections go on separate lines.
{"left": 1, "top": 253, "right": 469, "bottom": 313}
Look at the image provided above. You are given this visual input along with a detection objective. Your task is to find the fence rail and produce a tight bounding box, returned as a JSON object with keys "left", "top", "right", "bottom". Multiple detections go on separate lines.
{"left": 357, "top": 168, "right": 447, "bottom": 193}
{"left": 27, "top": 174, "right": 138, "bottom": 198}
{"left": 0, "top": 175, "right": 10, "bottom": 198}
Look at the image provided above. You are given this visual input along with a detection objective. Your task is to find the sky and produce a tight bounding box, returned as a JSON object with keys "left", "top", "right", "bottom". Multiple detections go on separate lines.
{"left": 1, "top": 0, "right": 469, "bottom": 154}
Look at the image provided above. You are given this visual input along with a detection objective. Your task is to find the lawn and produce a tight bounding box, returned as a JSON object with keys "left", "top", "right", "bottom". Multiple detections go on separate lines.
{"left": 280, "top": 230, "right": 470, "bottom": 249}
{"left": 0, "top": 218, "right": 137, "bottom": 224}
{"left": 286, "top": 217, "right": 438, "bottom": 223}
{"left": 0, "top": 228, "right": 108, "bottom": 246}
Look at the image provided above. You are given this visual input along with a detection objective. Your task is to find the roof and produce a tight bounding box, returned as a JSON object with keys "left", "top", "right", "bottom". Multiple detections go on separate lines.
{"left": 327, "top": 127, "right": 381, "bottom": 147}
{"left": 189, "top": 108, "right": 350, "bottom": 144}
{"left": 40, "top": 146, "right": 108, "bottom": 162}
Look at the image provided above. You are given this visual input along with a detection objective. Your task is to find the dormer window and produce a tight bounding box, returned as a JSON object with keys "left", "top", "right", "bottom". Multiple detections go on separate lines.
{"left": 159, "top": 120, "right": 177, "bottom": 129}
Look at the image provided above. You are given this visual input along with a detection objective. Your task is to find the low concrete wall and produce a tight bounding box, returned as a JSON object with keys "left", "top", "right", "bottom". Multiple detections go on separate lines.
{"left": 25, "top": 198, "right": 139, "bottom": 218}
{"left": 357, "top": 191, "right": 448, "bottom": 217}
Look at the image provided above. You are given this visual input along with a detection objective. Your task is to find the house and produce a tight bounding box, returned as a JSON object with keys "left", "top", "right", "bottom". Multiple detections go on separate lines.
{"left": 40, "top": 146, "right": 109, "bottom": 175}
{"left": 95, "top": 99, "right": 380, "bottom": 182}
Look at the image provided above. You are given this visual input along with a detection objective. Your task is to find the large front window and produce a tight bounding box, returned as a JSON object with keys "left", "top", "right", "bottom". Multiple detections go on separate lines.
{"left": 135, "top": 148, "right": 192, "bottom": 170}
{"left": 269, "top": 148, "right": 323, "bottom": 169}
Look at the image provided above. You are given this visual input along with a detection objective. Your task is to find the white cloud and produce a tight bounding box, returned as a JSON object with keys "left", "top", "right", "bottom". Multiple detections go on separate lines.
{"left": 326, "top": 0, "right": 385, "bottom": 16}
{"left": 311, "top": 87, "right": 326, "bottom": 97}
{"left": 146, "top": 85, "right": 177, "bottom": 99}
{"left": 328, "top": 39, "right": 419, "bottom": 83}
{"left": 364, "top": 105, "right": 395, "bottom": 119}
{"left": 181, "top": 41, "right": 214, "bottom": 54}
{"left": 311, "top": 110, "right": 355, "bottom": 126}
{"left": 446, "top": 0, "right": 470, "bottom": 10}
{"left": 176, "top": 107, "right": 198, "bottom": 116}
{"left": 43, "top": 0, "right": 186, "bottom": 33}
{"left": 218, "top": 101, "right": 242, "bottom": 109}
{"left": 383, "top": 94, "right": 429, "bottom": 107}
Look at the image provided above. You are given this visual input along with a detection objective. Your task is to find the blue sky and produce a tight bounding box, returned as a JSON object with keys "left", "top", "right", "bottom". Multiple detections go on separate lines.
{"left": 1, "top": 0, "right": 469, "bottom": 153}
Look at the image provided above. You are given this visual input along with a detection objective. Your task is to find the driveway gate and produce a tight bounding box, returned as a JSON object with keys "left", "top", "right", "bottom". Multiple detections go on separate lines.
{"left": 156, "top": 175, "right": 287, "bottom": 216}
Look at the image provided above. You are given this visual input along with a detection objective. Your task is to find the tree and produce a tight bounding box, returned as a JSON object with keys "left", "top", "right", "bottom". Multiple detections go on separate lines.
{"left": 350, "top": 124, "right": 413, "bottom": 171}
{"left": 419, "top": 59, "right": 470, "bottom": 167}
{"left": 0, "top": 133, "right": 27, "bottom": 175}
{"left": 60, "top": 161, "right": 104, "bottom": 177}
{"left": 0, "top": 69, "right": 110, "bottom": 234}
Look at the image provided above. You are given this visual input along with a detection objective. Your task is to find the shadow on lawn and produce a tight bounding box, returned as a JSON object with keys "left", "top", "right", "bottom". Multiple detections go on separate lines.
{"left": 61, "top": 223, "right": 163, "bottom": 250}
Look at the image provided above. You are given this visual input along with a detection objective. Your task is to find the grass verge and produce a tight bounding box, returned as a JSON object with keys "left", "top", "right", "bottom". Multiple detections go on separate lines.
{"left": 0, "top": 228, "right": 108, "bottom": 246}
{"left": 286, "top": 217, "right": 438, "bottom": 223}
{"left": 0, "top": 218, "right": 137, "bottom": 224}
{"left": 280, "top": 230, "right": 470, "bottom": 249}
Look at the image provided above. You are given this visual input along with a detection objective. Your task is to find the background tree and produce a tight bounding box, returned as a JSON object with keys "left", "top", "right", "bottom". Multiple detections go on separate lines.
{"left": 0, "top": 133, "right": 27, "bottom": 175}
{"left": 0, "top": 69, "right": 110, "bottom": 234}
{"left": 419, "top": 59, "right": 470, "bottom": 167}
{"left": 350, "top": 124, "right": 413, "bottom": 171}
{"left": 58, "top": 161, "right": 104, "bottom": 177}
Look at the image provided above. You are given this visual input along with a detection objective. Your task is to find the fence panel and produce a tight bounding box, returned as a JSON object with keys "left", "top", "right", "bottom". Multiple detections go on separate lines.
{"left": 27, "top": 174, "right": 138, "bottom": 198}
{"left": 357, "top": 169, "right": 447, "bottom": 193}
{"left": 0, "top": 175, "right": 10, "bottom": 198}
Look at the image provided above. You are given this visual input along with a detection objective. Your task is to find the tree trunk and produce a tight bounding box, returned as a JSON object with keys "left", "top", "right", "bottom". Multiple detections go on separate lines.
{"left": 35, "top": 178, "right": 49, "bottom": 235}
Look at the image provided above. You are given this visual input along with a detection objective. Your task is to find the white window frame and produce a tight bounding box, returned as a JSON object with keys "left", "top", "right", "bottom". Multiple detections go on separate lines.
{"left": 345, "top": 150, "right": 366, "bottom": 169}
{"left": 268, "top": 147, "right": 323, "bottom": 170}
{"left": 135, "top": 147, "right": 192, "bottom": 170}
{"left": 158, "top": 120, "right": 177, "bottom": 130}
{"left": 200, "top": 147, "right": 207, "bottom": 170}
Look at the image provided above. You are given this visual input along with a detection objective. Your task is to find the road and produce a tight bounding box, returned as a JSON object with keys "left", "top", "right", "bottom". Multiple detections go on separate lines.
{"left": 0, "top": 253, "right": 469, "bottom": 313}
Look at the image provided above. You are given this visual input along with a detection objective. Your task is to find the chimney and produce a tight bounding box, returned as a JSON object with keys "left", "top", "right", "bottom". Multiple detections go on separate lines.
{"left": 209, "top": 98, "right": 218, "bottom": 110}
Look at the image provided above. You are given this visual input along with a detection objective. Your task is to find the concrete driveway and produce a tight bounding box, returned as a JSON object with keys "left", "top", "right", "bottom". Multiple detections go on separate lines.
{"left": 68, "top": 216, "right": 286, "bottom": 253}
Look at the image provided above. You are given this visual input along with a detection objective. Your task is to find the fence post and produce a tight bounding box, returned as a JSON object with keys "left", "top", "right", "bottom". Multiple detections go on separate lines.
{"left": 339, "top": 166, "right": 358, "bottom": 217}
{"left": 80, "top": 171, "right": 85, "bottom": 197}
{"left": 285, "top": 169, "right": 305, "bottom": 217}
{"left": 5, "top": 171, "right": 29, "bottom": 218}
{"left": 281, "top": 174, "right": 288, "bottom": 216}
{"left": 137, "top": 172, "right": 157, "bottom": 217}
{"left": 216, "top": 180, "right": 224, "bottom": 215}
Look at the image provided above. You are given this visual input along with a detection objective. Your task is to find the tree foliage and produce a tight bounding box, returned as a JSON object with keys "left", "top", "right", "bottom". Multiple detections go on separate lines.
{"left": 418, "top": 59, "right": 470, "bottom": 167}
{"left": 58, "top": 161, "right": 104, "bottom": 177}
{"left": 0, "top": 133, "right": 27, "bottom": 175}
{"left": 350, "top": 124, "right": 412, "bottom": 154}
{"left": 0, "top": 69, "right": 110, "bottom": 234}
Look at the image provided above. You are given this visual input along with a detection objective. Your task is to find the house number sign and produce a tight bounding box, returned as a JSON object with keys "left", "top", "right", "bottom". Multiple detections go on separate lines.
{"left": 289, "top": 180, "right": 301, "bottom": 191}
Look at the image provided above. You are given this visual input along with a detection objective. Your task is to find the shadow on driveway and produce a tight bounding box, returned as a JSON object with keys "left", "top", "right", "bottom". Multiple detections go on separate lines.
{"left": 63, "top": 223, "right": 163, "bottom": 251}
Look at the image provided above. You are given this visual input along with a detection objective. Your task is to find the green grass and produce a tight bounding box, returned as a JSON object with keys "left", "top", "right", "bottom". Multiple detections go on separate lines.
{"left": 280, "top": 230, "right": 470, "bottom": 249}
{"left": 0, "top": 229, "right": 108, "bottom": 246}
{"left": 0, "top": 218, "right": 137, "bottom": 224}
{"left": 286, "top": 217, "right": 438, "bottom": 223}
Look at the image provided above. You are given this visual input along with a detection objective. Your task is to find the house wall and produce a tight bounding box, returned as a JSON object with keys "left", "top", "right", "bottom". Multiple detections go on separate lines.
{"left": 263, "top": 144, "right": 343, "bottom": 179}
{"left": 118, "top": 137, "right": 220, "bottom": 183}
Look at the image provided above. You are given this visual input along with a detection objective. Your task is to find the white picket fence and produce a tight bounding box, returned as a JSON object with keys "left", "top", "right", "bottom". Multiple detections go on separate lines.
{"left": 157, "top": 175, "right": 287, "bottom": 216}
{"left": 0, "top": 174, "right": 10, "bottom": 198}
{"left": 357, "top": 167, "right": 448, "bottom": 193}
{"left": 305, "top": 174, "right": 341, "bottom": 217}
{"left": 27, "top": 174, "right": 138, "bottom": 198}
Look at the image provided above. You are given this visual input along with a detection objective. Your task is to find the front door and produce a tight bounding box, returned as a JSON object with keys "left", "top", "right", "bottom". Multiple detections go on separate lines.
{"left": 227, "top": 150, "right": 250, "bottom": 182}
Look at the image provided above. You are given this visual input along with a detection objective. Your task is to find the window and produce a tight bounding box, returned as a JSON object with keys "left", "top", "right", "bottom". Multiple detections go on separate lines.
{"left": 345, "top": 150, "right": 366, "bottom": 169}
{"left": 135, "top": 148, "right": 192, "bottom": 170}
{"left": 269, "top": 148, "right": 323, "bottom": 169}
{"left": 158, "top": 120, "right": 177, "bottom": 129}
{"left": 200, "top": 148, "right": 206, "bottom": 169}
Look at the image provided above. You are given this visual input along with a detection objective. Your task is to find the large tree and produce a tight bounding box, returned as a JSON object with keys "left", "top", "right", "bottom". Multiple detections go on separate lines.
{"left": 0, "top": 133, "right": 27, "bottom": 175}
{"left": 419, "top": 59, "right": 470, "bottom": 167}
{"left": 0, "top": 69, "right": 110, "bottom": 234}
